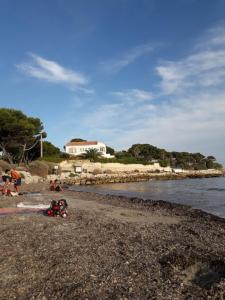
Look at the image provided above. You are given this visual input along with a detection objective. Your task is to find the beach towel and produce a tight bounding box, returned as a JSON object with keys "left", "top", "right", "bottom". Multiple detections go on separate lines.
{"left": 17, "top": 202, "right": 50, "bottom": 209}
{"left": 0, "top": 207, "right": 45, "bottom": 216}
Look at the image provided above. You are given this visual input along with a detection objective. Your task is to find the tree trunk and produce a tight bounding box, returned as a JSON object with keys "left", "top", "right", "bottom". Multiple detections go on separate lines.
{"left": 0, "top": 144, "right": 13, "bottom": 165}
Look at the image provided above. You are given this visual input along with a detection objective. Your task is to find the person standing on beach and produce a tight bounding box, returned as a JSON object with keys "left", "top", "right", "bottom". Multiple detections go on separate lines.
{"left": 2, "top": 169, "right": 12, "bottom": 196}
{"left": 10, "top": 169, "right": 22, "bottom": 193}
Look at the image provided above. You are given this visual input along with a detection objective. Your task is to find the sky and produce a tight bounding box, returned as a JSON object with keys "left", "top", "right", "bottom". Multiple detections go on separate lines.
{"left": 0, "top": 0, "right": 225, "bottom": 164}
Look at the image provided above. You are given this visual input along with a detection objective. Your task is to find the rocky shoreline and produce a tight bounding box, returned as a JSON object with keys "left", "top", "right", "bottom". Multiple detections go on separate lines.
{"left": 63, "top": 170, "right": 225, "bottom": 186}
{"left": 0, "top": 183, "right": 225, "bottom": 299}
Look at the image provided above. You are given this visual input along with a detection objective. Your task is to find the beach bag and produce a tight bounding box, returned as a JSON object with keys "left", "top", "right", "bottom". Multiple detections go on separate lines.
{"left": 47, "top": 199, "right": 68, "bottom": 218}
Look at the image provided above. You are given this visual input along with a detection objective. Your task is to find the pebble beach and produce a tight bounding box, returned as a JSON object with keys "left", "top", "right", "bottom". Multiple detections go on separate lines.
{"left": 0, "top": 182, "right": 225, "bottom": 299}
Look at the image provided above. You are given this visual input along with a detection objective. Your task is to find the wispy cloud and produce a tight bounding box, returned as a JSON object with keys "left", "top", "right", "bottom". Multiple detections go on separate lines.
{"left": 112, "top": 89, "right": 153, "bottom": 102}
{"left": 16, "top": 53, "right": 92, "bottom": 92}
{"left": 156, "top": 24, "right": 225, "bottom": 95}
{"left": 100, "top": 42, "right": 154, "bottom": 73}
{"left": 78, "top": 24, "right": 225, "bottom": 163}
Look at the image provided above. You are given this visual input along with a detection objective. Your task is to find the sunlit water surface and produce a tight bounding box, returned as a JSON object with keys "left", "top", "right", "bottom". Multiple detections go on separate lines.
{"left": 70, "top": 177, "right": 225, "bottom": 218}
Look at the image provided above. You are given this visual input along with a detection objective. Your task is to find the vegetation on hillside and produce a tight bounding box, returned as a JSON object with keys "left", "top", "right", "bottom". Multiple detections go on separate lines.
{"left": 93, "top": 144, "right": 223, "bottom": 170}
{"left": 0, "top": 108, "right": 223, "bottom": 170}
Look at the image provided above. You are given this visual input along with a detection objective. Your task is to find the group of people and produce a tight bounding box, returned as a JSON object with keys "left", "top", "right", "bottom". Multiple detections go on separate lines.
{"left": 0, "top": 169, "right": 22, "bottom": 196}
{"left": 0, "top": 169, "right": 64, "bottom": 197}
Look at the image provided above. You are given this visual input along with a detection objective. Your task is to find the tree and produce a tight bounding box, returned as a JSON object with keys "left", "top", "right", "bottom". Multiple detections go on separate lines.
{"left": 206, "top": 160, "right": 214, "bottom": 169}
{"left": 26, "top": 141, "right": 60, "bottom": 161}
{"left": 85, "top": 148, "right": 101, "bottom": 160}
{"left": 43, "top": 141, "right": 61, "bottom": 156}
{"left": 115, "top": 151, "right": 132, "bottom": 159}
{"left": 128, "top": 144, "right": 169, "bottom": 161}
{"left": 191, "top": 153, "right": 205, "bottom": 163}
{"left": 207, "top": 156, "right": 216, "bottom": 161}
{"left": 70, "top": 138, "right": 86, "bottom": 142}
{"left": 0, "top": 108, "right": 44, "bottom": 163}
{"left": 106, "top": 146, "right": 115, "bottom": 155}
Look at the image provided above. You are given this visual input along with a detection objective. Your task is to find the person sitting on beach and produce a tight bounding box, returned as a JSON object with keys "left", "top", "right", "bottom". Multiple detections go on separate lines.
{"left": 49, "top": 180, "right": 55, "bottom": 191}
{"left": 54, "top": 180, "right": 64, "bottom": 192}
{"left": 50, "top": 179, "right": 63, "bottom": 192}
{"left": 10, "top": 169, "right": 22, "bottom": 194}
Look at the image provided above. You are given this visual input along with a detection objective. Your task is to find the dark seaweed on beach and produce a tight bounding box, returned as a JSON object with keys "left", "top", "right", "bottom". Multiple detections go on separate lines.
{"left": 0, "top": 185, "right": 225, "bottom": 299}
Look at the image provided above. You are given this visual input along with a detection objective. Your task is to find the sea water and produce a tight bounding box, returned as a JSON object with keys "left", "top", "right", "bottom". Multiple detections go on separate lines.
{"left": 70, "top": 176, "right": 225, "bottom": 218}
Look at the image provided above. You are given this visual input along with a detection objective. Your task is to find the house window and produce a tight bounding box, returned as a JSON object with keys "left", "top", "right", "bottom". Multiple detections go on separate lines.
{"left": 69, "top": 148, "right": 73, "bottom": 154}
{"left": 100, "top": 147, "right": 105, "bottom": 152}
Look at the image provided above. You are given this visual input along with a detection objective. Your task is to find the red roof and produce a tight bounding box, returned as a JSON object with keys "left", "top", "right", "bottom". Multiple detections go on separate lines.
{"left": 66, "top": 141, "right": 98, "bottom": 146}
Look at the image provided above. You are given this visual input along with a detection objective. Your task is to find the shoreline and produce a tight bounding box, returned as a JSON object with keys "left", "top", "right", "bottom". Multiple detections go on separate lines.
{"left": 65, "top": 187, "right": 225, "bottom": 222}
{"left": 1, "top": 182, "right": 225, "bottom": 299}
{"left": 63, "top": 170, "right": 225, "bottom": 186}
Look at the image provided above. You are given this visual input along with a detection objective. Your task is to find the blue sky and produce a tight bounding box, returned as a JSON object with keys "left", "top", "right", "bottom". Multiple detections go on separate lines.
{"left": 0, "top": 0, "right": 225, "bottom": 163}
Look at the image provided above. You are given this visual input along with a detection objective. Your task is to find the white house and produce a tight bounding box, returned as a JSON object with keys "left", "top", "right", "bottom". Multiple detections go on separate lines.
{"left": 65, "top": 141, "right": 114, "bottom": 158}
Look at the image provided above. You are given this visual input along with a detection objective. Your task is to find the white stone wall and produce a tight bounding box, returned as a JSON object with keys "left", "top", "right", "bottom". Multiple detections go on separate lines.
{"left": 59, "top": 160, "right": 172, "bottom": 174}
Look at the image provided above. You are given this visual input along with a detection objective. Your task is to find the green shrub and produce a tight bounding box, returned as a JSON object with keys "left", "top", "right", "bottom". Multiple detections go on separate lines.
{"left": 213, "top": 163, "right": 224, "bottom": 170}
{"left": 194, "top": 163, "right": 207, "bottom": 170}
{"left": 40, "top": 156, "right": 65, "bottom": 163}
{"left": 206, "top": 160, "right": 214, "bottom": 169}
{"left": 93, "top": 157, "right": 153, "bottom": 165}
{"left": 20, "top": 172, "right": 25, "bottom": 179}
{"left": 69, "top": 173, "right": 78, "bottom": 177}
{"left": 159, "top": 160, "right": 169, "bottom": 167}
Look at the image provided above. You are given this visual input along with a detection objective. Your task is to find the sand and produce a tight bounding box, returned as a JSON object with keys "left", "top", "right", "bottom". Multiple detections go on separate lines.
{"left": 0, "top": 182, "right": 225, "bottom": 299}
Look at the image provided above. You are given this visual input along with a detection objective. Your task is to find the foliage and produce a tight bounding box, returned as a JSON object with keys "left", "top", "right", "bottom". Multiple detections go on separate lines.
{"left": 159, "top": 160, "right": 169, "bottom": 167}
{"left": 207, "top": 156, "right": 216, "bottom": 160}
{"left": 115, "top": 151, "right": 132, "bottom": 159}
{"left": 70, "top": 138, "right": 86, "bottom": 142}
{"left": 43, "top": 142, "right": 60, "bottom": 156}
{"left": 213, "top": 163, "right": 223, "bottom": 170}
{"left": 85, "top": 148, "right": 102, "bottom": 160}
{"left": 0, "top": 108, "right": 44, "bottom": 163}
{"left": 194, "top": 163, "right": 207, "bottom": 170}
{"left": 60, "top": 152, "right": 70, "bottom": 159}
{"left": 93, "top": 156, "right": 153, "bottom": 165}
{"left": 107, "top": 143, "right": 222, "bottom": 170}
{"left": 26, "top": 141, "right": 69, "bottom": 163}
{"left": 27, "top": 141, "right": 60, "bottom": 161}
{"left": 106, "top": 146, "right": 115, "bottom": 155}
{"left": 39, "top": 156, "right": 66, "bottom": 163}
{"left": 69, "top": 173, "right": 78, "bottom": 177}
{"left": 128, "top": 144, "right": 169, "bottom": 161}
{"left": 206, "top": 160, "right": 214, "bottom": 169}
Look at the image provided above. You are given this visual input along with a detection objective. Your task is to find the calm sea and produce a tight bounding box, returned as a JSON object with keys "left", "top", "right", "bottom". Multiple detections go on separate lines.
{"left": 70, "top": 176, "right": 225, "bottom": 218}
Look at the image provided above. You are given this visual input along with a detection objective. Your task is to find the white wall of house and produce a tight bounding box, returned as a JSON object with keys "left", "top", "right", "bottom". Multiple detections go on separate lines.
{"left": 65, "top": 142, "right": 108, "bottom": 157}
